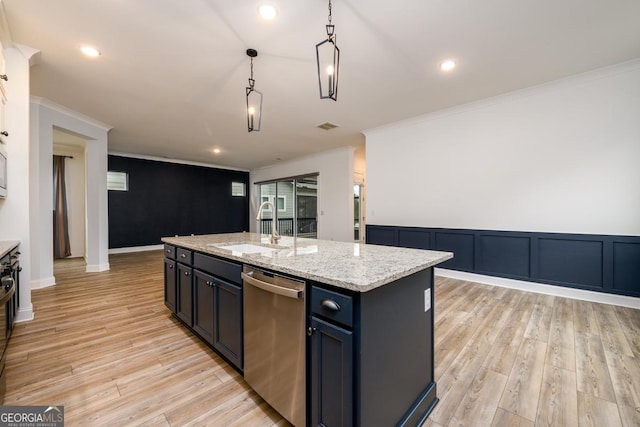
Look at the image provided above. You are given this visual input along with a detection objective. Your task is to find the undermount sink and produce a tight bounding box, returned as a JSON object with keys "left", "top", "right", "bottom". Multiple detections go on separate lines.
{"left": 212, "top": 243, "right": 278, "bottom": 255}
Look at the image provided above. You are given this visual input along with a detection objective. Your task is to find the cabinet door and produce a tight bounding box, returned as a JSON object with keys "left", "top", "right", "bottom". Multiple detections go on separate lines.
{"left": 176, "top": 263, "right": 193, "bottom": 326}
{"left": 0, "top": 93, "right": 6, "bottom": 144}
{"left": 310, "top": 316, "right": 354, "bottom": 427}
{"left": 0, "top": 44, "right": 6, "bottom": 143}
{"left": 193, "top": 270, "right": 215, "bottom": 345}
{"left": 164, "top": 259, "right": 177, "bottom": 312}
{"left": 213, "top": 278, "right": 243, "bottom": 370}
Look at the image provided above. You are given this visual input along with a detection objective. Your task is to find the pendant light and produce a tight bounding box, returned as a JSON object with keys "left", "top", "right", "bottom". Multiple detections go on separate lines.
{"left": 246, "top": 49, "right": 263, "bottom": 132}
{"left": 316, "top": 0, "right": 339, "bottom": 101}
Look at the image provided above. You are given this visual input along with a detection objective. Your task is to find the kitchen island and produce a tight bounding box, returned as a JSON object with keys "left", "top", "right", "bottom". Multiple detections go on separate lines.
{"left": 162, "top": 232, "right": 452, "bottom": 427}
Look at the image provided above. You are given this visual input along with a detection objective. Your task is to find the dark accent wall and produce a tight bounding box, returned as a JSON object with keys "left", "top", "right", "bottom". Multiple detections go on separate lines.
{"left": 108, "top": 156, "right": 249, "bottom": 248}
{"left": 366, "top": 225, "right": 640, "bottom": 298}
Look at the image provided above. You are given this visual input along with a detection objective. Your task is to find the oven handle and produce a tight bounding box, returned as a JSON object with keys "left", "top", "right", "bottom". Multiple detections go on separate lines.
{"left": 0, "top": 277, "right": 14, "bottom": 305}
{"left": 242, "top": 272, "right": 303, "bottom": 299}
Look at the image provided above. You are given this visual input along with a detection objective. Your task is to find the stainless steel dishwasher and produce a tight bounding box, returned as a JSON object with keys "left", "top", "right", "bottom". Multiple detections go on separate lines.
{"left": 242, "top": 265, "right": 306, "bottom": 427}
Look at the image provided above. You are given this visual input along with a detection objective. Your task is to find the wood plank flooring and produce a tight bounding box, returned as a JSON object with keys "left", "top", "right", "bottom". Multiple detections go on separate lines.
{"left": 5, "top": 252, "right": 287, "bottom": 426}
{"left": 5, "top": 251, "right": 640, "bottom": 426}
{"left": 425, "top": 278, "right": 640, "bottom": 427}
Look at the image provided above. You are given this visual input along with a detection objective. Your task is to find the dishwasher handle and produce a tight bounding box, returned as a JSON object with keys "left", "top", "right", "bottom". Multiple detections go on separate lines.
{"left": 242, "top": 271, "right": 304, "bottom": 299}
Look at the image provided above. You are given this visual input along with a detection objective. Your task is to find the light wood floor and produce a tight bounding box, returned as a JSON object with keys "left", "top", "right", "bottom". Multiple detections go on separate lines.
{"left": 6, "top": 252, "right": 288, "bottom": 426}
{"left": 5, "top": 251, "right": 640, "bottom": 426}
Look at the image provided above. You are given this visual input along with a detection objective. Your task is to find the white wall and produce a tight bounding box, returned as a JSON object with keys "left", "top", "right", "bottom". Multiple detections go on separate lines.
{"left": 0, "top": 45, "right": 38, "bottom": 322}
{"left": 52, "top": 144, "right": 86, "bottom": 258}
{"left": 354, "top": 146, "right": 365, "bottom": 183}
{"left": 364, "top": 60, "right": 640, "bottom": 236}
{"left": 250, "top": 146, "right": 356, "bottom": 242}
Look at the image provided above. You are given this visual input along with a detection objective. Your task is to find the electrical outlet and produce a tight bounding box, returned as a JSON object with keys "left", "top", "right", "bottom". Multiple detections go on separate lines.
{"left": 424, "top": 289, "right": 431, "bottom": 312}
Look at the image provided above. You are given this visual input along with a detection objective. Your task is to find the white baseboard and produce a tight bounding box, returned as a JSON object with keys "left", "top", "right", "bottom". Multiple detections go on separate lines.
{"left": 435, "top": 268, "right": 640, "bottom": 309}
{"left": 15, "top": 304, "right": 34, "bottom": 323}
{"left": 108, "top": 244, "right": 164, "bottom": 254}
{"left": 30, "top": 276, "right": 56, "bottom": 289}
{"left": 86, "top": 263, "right": 110, "bottom": 273}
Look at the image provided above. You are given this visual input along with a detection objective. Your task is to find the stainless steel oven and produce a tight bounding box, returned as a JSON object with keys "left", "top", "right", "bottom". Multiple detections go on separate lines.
{"left": 0, "top": 246, "right": 18, "bottom": 404}
{"left": 0, "top": 267, "right": 15, "bottom": 404}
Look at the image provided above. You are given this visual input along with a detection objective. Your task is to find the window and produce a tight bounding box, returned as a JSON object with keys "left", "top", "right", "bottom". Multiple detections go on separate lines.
{"left": 259, "top": 195, "right": 286, "bottom": 211}
{"left": 256, "top": 174, "right": 318, "bottom": 238}
{"left": 232, "top": 182, "right": 246, "bottom": 197}
{"left": 107, "top": 171, "right": 128, "bottom": 191}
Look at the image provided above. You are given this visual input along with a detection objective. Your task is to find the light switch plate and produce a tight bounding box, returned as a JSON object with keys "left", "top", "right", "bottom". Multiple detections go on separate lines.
{"left": 424, "top": 289, "right": 431, "bottom": 312}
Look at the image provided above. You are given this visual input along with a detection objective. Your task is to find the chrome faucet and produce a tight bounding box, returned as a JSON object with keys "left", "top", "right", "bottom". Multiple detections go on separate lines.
{"left": 256, "top": 201, "right": 281, "bottom": 244}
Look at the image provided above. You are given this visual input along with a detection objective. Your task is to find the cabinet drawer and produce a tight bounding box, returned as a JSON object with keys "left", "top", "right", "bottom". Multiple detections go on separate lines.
{"left": 164, "top": 244, "right": 176, "bottom": 259}
{"left": 193, "top": 253, "right": 242, "bottom": 285}
{"left": 311, "top": 286, "right": 354, "bottom": 329}
{"left": 176, "top": 248, "right": 193, "bottom": 264}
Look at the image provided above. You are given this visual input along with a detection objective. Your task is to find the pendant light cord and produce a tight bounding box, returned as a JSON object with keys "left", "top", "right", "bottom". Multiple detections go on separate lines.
{"left": 249, "top": 57, "right": 255, "bottom": 90}
{"left": 328, "top": 0, "right": 332, "bottom": 25}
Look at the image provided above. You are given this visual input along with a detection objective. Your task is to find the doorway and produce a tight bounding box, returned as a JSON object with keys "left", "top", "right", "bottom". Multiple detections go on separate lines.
{"left": 354, "top": 183, "right": 365, "bottom": 242}
{"left": 53, "top": 129, "right": 87, "bottom": 261}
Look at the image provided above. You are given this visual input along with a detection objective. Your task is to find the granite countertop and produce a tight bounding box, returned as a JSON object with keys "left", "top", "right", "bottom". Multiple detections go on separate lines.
{"left": 162, "top": 232, "right": 453, "bottom": 292}
{"left": 0, "top": 240, "right": 20, "bottom": 259}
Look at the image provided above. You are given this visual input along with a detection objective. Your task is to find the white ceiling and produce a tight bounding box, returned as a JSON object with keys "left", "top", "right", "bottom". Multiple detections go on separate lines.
{"left": 3, "top": 0, "right": 640, "bottom": 170}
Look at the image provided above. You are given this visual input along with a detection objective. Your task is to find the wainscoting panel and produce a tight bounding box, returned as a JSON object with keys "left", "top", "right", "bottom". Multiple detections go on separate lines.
{"left": 398, "top": 228, "right": 432, "bottom": 250}
{"left": 366, "top": 226, "right": 397, "bottom": 247}
{"left": 477, "top": 234, "right": 531, "bottom": 279}
{"left": 613, "top": 241, "right": 640, "bottom": 293}
{"left": 537, "top": 238, "right": 603, "bottom": 289}
{"left": 434, "top": 232, "right": 474, "bottom": 271}
{"left": 366, "top": 225, "right": 640, "bottom": 298}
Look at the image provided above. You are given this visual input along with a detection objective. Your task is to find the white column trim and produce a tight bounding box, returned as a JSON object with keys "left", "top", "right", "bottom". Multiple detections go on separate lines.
{"left": 15, "top": 305, "right": 34, "bottom": 323}
{"left": 86, "top": 263, "right": 110, "bottom": 273}
{"left": 30, "top": 276, "right": 56, "bottom": 289}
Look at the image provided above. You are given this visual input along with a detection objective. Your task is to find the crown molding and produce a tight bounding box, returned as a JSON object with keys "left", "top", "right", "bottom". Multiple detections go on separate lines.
{"left": 30, "top": 96, "right": 113, "bottom": 132}
{"left": 14, "top": 43, "right": 41, "bottom": 66}
{"left": 364, "top": 58, "right": 640, "bottom": 136}
{"left": 108, "top": 151, "right": 250, "bottom": 172}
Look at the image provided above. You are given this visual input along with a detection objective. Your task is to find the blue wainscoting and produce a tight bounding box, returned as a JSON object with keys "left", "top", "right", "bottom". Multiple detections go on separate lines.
{"left": 366, "top": 225, "right": 640, "bottom": 298}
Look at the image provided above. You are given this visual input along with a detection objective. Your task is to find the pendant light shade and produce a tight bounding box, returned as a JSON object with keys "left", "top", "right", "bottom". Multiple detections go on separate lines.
{"left": 246, "top": 49, "right": 262, "bottom": 132}
{"left": 316, "top": 0, "right": 339, "bottom": 101}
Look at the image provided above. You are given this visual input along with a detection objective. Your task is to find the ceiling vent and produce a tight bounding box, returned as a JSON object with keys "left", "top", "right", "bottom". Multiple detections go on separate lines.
{"left": 317, "top": 121, "right": 339, "bottom": 130}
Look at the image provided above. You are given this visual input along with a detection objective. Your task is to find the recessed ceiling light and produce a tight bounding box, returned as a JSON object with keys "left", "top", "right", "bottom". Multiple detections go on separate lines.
{"left": 81, "top": 46, "right": 101, "bottom": 57}
{"left": 212, "top": 148, "right": 221, "bottom": 154}
{"left": 440, "top": 60, "right": 456, "bottom": 71}
{"left": 258, "top": 4, "right": 277, "bottom": 20}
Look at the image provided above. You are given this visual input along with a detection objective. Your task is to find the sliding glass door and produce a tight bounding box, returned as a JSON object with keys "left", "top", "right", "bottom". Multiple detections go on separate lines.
{"left": 296, "top": 177, "right": 318, "bottom": 237}
{"left": 257, "top": 174, "right": 317, "bottom": 238}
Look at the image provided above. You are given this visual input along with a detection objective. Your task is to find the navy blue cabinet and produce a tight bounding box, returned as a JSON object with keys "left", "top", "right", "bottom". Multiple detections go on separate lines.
{"left": 163, "top": 258, "right": 176, "bottom": 312}
{"left": 193, "top": 270, "right": 215, "bottom": 344}
{"left": 213, "top": 279, "right": 243, "bottom": 369}
{"left": 192, "top": 270, "right": 243, "bottom": 370}
{"left": 310, "top": 268, "right": 437, "bottom": 426}
{"left": 164, "top": 246, "right": 243, "bottom": 372}
{"left": 163, "top": 244, "right": 177, "bottom": 312}
{"left": 176, "top": 263, "right": 193, "bottom": 326}
{"left": 310, "top": 316, "right": 353, "bottom": 427}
